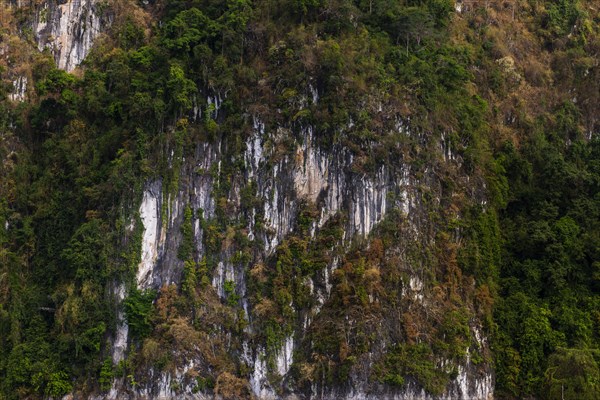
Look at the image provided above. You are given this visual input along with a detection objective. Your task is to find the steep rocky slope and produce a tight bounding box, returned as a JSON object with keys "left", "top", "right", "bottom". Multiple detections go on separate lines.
{"left": 1, "top": 0, "right": 598, "bottom": 399}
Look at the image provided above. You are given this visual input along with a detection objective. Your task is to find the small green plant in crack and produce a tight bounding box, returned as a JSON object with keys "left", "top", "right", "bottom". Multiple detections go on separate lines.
{"left": 224, "top": 279, "right": 240, "bottom": 306}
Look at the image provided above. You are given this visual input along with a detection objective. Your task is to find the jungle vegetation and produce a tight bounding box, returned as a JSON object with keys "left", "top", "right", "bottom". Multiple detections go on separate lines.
{"left": 0, "top": 0, "right": 599, "bottom": 398}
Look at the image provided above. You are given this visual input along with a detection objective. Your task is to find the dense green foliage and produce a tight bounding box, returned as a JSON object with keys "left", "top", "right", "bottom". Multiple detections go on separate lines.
{"left": 0, "top": 0, "right": 599, "bottom": 398}
{"left": 494, "top": 127, "right": 600, "bottom": 397}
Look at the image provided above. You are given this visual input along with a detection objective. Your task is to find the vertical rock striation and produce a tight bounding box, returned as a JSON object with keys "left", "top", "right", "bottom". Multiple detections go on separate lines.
{"left": 121, "top": 92, "right": 493, "bottom": 399}
{"left": 24, "top": 0, "right": 106, "bottom": 71}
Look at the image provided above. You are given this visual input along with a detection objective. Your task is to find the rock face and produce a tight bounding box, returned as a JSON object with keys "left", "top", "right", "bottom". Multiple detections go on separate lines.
{"left": 26, "top": 0, "right": 105, "bottom": 71}
{"left": 104, "top": 92, "right": 493, "bottom": 399}
{"left": 9, "top": 76, "right": 27, "bottom": 102}
{"left": 7, "top": 4, "right": 493, "bottom": 397}
{"left": 137, "top": 182, "right": 165, "bottom": 290}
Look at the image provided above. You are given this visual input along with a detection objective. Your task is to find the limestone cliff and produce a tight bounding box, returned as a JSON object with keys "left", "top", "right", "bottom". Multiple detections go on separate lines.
{"left": 29, "top": 0, "right": 106, "bottom": 71}
{"left": 3, "top": 0, "right": 597, "bottom": 395}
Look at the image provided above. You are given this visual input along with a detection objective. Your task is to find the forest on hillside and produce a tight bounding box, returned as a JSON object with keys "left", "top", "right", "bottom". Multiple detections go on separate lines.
{"left": 0, "top": 0, "right": 599, "bottom": 399}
